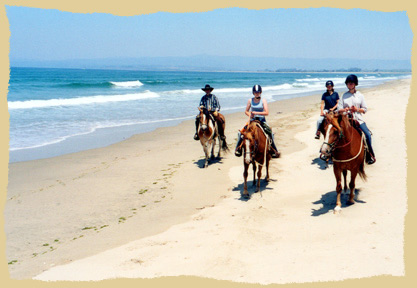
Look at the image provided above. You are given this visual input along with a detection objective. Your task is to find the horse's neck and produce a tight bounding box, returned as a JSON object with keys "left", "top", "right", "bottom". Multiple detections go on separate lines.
{"left": 340, "top": 120, "right": 354, "bottom": 143}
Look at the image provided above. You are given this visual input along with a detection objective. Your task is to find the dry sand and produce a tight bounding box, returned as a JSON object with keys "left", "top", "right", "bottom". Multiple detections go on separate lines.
{"left": 5, "top": 79, "right": 409, "bottom": 283}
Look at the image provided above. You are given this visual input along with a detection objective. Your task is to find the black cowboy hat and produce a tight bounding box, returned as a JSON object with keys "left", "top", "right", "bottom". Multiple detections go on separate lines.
{"left": 201, "top": 84, "right": 214, "bottom": 91}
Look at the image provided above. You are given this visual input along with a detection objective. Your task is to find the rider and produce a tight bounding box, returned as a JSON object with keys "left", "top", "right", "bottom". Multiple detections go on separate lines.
{"left": 193, "top": 84, "right": 226, "bottom": 141}
{"left": 235, "top": 84, "right": 280, "bottom": 158}
{"left": 315, "top": 80, "right": 339, "bottom": 139}
{"left": 338, "top": 74, "right": 376, "bottom": 165}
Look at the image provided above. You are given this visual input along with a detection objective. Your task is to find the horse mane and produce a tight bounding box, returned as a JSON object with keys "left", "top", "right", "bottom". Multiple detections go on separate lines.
{"left": 326, "top": 113, "right": 343, "bottom": 132}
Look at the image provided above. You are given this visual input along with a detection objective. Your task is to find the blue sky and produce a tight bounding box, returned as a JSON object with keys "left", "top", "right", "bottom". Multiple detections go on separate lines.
{"left": 6, "top": 6, "right": 413, "bottom": 61}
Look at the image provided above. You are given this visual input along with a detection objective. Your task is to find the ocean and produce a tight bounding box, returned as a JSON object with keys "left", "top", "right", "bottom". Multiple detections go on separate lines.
{"left": 7, "top": 67, "right": 411, "bottom": 162}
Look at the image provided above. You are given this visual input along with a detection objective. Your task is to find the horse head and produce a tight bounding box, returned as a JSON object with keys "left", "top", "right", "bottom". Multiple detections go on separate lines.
{"left": 198, "top": 108, "right": 211, "bottom": 131}
{"left": 320, "top": 113, "right": 343, "bottom": 157}
{"left": 242, "top": 122, "right": 259, "bottom": 164}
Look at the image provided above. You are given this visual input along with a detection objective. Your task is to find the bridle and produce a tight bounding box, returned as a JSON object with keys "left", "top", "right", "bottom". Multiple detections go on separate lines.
{"left": 322, "top": 115, "right": 363, "bottom": 162}
{"left": 241, "top": 123, "right": 269, "bottom": 166}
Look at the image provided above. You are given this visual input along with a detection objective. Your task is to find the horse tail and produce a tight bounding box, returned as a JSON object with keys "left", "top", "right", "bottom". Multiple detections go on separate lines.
{"left": 358, "top": 160, "right": 367, "bottom": 181}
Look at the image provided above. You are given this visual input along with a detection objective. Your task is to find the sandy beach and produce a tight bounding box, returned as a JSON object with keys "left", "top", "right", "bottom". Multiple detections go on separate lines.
{"left": 5, "top": 79, "right": 409, "bottom": 283}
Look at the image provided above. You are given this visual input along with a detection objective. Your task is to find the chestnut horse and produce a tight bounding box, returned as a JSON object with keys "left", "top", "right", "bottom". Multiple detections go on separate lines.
{"left": 239, "top": 121, "right": 271, "bottom": 198}
{"left": 197, "top": 108, "right": 228, "bottom": 168}
{"left": 320, "top": 112, "right": 367, "bottom": 213}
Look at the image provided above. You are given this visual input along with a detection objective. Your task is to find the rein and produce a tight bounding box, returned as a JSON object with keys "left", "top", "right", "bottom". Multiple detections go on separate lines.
{"left": 332, "top": 133, "right": 365, "bottom": 163}
{"left": 243, "top": 122, "right": 269, "bottom": 167}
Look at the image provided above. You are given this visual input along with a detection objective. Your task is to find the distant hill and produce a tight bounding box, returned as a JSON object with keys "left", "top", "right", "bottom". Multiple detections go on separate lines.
{"left": 10, "top": 55, "right": 411, "bottom": 72}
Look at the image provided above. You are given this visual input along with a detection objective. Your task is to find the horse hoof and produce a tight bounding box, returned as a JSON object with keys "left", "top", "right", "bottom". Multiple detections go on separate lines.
{"left": 243, "top": 193, "right": 250, "bottom": 199}
{"left": 347, "top": 200, "right": 355, "bottom": 206}
{"left": 333, "top": 206, "right": 342, "bottom": 214}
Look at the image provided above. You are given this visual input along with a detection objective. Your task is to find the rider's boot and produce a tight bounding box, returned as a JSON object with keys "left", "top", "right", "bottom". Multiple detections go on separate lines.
{"left": 235, "top": 131, "right": 243, "bottom": 157}
{"left": 269, "top": 134, "right": 280, "bottom": 158}
{"left": 194, "top": 117, "right": 200, "bottom": 141}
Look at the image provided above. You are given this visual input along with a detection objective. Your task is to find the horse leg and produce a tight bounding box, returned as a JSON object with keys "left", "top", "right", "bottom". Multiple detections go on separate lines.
{"left": 333, "top": 166, "right": 343, "bottom": 213}
{"left": 343, "top": 170, "right": 348, "bottom": 194}
{"left": 265, "top": 157, "right": 270, "bottom": 182}
{"left": 243, "top": 162, "right": 249, "bottom": 198}
{"left": 256, "top": 164, "right": 262, "bottom": 193}
{"left": 347, "top": 171, "right": 357, "bottom": 205}
{"left": 203, "top": 142, "right": 209, "bottom": 168}
{"left": 252, "top": 163, "right": 257, "bottom": 187}
{"left": 210, "top": 139, "right": 215, "bottom": 160}
{"left": 217, "top": 136, "right": 221, "bottom": 159}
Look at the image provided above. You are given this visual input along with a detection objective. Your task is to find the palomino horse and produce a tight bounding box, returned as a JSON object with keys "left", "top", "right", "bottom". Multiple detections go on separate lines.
{"left": 197, "top": 108, "right": 228, "bottom": 168}
{"left": 320, "top": 112, "right": 367, "bottom": 213}
{"left": 239, "top": 120, "right": 271, "bottom": 198}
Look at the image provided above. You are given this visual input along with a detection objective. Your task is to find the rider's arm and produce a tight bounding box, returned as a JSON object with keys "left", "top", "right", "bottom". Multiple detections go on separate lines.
{"left": 244, "top": 99, "right": 252, "bottom": 117}
{"left": 320, "top": 100, "right": 325, "bottom": 115}
{"left": 250, "top": 99, "right": 269, "bottom": 116}
{"left": 337, "top": 96, "right": 348, "bottom": 113}
{"left": 358, "top": 93, "right": 368, "bottom": 114}
{"left": 330, "top": 99, "right": 339, "bottom": 111}
{"left": 199, "top": 96, "right": 206, "bottom": 110}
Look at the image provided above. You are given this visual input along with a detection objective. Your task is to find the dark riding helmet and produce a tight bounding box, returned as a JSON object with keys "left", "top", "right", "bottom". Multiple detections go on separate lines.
{"left": 325, "top": 80, "right": 334, "bottom": 87}
{"left": 252, "top": 84, "right": 262, "bottom": 94}
{"left": 345, "top": 74, "right": 358, "bottom": 86}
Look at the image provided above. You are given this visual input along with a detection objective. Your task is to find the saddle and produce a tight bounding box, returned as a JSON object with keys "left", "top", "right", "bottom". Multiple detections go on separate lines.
{"left": 349, "top": 117, "right": 374, "bottom": 161}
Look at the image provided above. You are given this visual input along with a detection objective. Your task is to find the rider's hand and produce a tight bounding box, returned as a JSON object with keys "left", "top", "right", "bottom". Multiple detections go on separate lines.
{"left": 213, "top": 111, "right": 218, "bottom": 117}
{"left": 350, "top": 106, "right": 357, "bottom": 112}
{"left": 320, "top": 111, "right": 324, "bottom": 116}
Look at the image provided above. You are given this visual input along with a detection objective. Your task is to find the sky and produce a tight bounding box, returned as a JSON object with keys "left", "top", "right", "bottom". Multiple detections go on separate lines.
{"left": 5, "top": 6, "right": 413, "bottom": 62}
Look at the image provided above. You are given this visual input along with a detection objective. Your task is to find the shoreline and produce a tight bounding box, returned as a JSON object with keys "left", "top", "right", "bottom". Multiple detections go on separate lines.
{"left": 6, "top": 79, "right": 410, "bottom": 281}
{"left": 9, "top": 76, "right": 410, "bottom": 163}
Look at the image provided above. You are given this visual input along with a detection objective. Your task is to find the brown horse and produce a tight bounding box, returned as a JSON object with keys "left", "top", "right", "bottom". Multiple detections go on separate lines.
{"left": 239, "top": 121, "right": 271, "bottom": 198}
{"left": 197, "top": 108, "right": 228, "bottom": 168}
{"left": 320, "top": 112, "right": 367, "bottom": 213}
{"left": 318, "top": 115, "right": 332, "bottom": 168}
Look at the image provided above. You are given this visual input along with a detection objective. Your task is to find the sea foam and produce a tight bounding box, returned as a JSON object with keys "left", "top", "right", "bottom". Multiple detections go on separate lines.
{"left": 8, "top": 91, "right": 159, "bottom": 109}
{"left": 110, "top": 80, "right": 144, "bottom": 87}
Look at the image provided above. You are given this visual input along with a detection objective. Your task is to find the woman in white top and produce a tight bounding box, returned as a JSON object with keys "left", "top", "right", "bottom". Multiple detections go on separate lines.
{"left": 338, "top": 74, "right": 375, "bottom": 164}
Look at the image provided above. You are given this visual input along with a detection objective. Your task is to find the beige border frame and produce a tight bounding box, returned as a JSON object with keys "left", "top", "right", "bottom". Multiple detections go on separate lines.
{"left": 0, "top": 1, "right": 415, "bottom": 287}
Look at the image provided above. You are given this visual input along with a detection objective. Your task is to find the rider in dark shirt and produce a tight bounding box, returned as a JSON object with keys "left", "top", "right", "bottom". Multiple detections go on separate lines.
{"left": 315, "top": 80, "right": 339, "bottom": 139}
{"left": 194, "top": 84, "right": 226, "bottom": 141}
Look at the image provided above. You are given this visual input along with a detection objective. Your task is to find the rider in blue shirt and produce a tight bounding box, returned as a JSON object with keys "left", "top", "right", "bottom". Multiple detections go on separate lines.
{"left": 235, "top": 85, "right": 280, "bottom": 158}
{"left": 315, "top": 80, "right": 339, "bottom": 139}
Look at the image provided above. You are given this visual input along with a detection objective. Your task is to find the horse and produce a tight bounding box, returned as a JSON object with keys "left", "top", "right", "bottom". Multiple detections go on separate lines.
{"left": 320, "top": 112, "right": 367, "bottom": 213}
{"left": 238, "top": 120, "right": 271, "bottom": 198}
{"left": 197, "top": 108, "right": 228, "bottom": 168}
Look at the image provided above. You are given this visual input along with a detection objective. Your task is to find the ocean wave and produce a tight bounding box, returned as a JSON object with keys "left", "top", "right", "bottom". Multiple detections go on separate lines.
{"left": 110, "top": 80, "right": 144, "bottom": 87}
{"left": 60, "top": 82, "right": 113, "bottom": 89}
{"left": 10, "top": 115, "right": 196, "bottom": 151}
{"left": 8, "top": 91, "right": 159, "bottom": 110}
